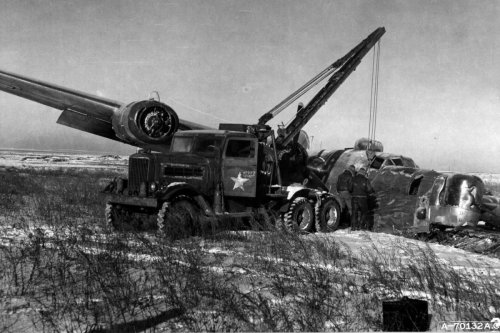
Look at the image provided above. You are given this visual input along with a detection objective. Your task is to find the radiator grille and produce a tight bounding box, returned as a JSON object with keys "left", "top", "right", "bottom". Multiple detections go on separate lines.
{"left": 129, "top": 158, "right": 150, "bottom": 194}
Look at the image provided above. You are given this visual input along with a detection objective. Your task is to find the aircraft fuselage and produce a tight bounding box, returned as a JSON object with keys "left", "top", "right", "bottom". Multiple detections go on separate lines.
{"left": 308, "top": 139, "right": 485, "bottom": 234}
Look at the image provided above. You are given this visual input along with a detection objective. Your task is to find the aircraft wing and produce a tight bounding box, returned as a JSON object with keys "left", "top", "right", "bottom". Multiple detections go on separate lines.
{"left": 0, "top": 69, "right": 210, "bottom": 143}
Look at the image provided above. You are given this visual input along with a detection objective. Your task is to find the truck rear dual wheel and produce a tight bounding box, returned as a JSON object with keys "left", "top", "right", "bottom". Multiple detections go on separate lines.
{"left": 315, "top": 197, "right": 341, "bottom": 232}
{"left": 284, "top": 197, "right": 315, "bottom": 232}
{"left": 157, "top": 195, "right": 202, "bottom": 240}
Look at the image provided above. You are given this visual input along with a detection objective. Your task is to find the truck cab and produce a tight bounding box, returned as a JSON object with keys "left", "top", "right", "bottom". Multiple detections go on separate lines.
{"left": 112, "top": 129, "right": 260, "bottom": 208}
{"left": 168, "top": 130, "right": 259, "bottom": 198}
{"left": 104, "top": 127, "right": 340, "bottom": 235}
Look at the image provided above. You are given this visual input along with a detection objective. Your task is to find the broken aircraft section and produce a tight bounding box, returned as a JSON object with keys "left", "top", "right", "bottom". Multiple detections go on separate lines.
{"left": 308, "top": 138, "right": 496, "bottom": 234}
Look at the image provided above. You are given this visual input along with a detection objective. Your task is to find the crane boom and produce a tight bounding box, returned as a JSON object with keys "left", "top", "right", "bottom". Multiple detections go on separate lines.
{"left": 275, "top": 27, "right": 385, "bottom": 147}
{"left": 258, "top": 60, "right": 340, "bottom": 125}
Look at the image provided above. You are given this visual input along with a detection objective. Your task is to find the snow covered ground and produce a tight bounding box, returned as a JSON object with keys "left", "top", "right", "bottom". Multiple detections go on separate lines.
{"left": 0, "top": 149, "right": 128, "bottom": 171}
{"left": 1, "top": 150, "right": 499, "bottom": 331}
{"left": 322, "top": 229, "right": 500, "bottom": 275}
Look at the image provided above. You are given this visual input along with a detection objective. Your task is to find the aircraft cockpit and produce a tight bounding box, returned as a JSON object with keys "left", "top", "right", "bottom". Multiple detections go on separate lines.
{"left": 369, "top": 155, "right": 418, "bottom": 170}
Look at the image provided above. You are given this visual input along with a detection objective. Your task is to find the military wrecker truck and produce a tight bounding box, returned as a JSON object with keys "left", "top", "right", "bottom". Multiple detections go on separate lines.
{"left": 104, "top": 124, "right": 336, "bottom": 236}
{"left": 102, "top": 28, "right": 386, "bottom": 237}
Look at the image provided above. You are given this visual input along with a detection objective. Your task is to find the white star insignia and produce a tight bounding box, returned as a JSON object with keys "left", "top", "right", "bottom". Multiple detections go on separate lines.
{"left": 231, "top": 172, "right": 250, "bottom": 191}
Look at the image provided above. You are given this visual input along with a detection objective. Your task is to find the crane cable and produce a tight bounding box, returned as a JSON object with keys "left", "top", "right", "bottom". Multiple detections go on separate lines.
{"left": 368, "top": 41, "right": 381, "bottom": 150}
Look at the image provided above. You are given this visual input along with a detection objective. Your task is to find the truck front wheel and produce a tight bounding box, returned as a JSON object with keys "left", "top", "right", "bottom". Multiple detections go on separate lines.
{"left": 284, "top": 197, "right": 314, "bottom": 232}
{"left": 105, "top": 202, "right": 120, "bottom": 230}
{"left": 157, "top": 195, "right": 201, "bottom": 240}
{"left": 105, "top": 203, "right": 151, "bottom": 231}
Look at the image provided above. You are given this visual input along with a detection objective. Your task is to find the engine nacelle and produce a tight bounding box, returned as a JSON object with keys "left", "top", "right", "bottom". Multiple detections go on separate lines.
{"left": 112, "top": 100, "right": 179, "bottom": 145}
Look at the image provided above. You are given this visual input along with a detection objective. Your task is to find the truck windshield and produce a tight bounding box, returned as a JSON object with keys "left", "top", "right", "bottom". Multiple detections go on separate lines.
{"left": 171, "top": 136, "right": 222, "bottom": 155}
{"left": 171, "top": 137, "right": 194, "bottom": 152}
{"left": 192, "top": 137, "right": 222, "bottom": 155}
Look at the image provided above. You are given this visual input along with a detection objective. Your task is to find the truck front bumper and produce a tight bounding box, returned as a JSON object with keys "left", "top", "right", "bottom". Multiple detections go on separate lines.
{"left": 103, "top": 193, "right": 158, "bottom": 208}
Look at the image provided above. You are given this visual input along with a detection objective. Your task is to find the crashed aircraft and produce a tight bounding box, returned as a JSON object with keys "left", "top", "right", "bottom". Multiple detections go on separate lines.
{"left": 308, "top": 137, "right": 496, "bottom": 234}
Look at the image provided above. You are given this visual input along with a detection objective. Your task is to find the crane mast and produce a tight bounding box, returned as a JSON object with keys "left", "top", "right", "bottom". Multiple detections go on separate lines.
{"left": 259, "top": 27, "right": 386, "bottom": 148}
{"left": 258, "top": 59, "right": 342, "bottom": 126}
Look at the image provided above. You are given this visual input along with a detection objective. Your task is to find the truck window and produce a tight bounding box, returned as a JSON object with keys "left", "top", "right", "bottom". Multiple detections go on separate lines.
{"left": 193, "top": 137, "right": 222, "bottom": 154}
{"left": 225, "top": 139, "right": 255, "bottom": 158}
{"left": 171, "top": 137, "right": 194, "bottom": 152}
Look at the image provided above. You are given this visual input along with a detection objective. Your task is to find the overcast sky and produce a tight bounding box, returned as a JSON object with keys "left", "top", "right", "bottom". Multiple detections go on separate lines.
{"left": 0, "top": 0, "right": 499, "bottom": 173}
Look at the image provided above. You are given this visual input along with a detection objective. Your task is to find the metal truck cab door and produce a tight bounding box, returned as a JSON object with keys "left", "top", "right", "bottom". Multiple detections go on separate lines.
{"left": 222, "top": 137, "right": 258, "bottom": 197}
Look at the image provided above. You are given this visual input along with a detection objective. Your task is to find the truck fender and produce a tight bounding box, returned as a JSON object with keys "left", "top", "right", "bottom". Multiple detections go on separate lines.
{"left": 158, "top": 182, "right": 192, "bottom": 199}
{"left": 281, "top": 186, "right": 323, "bottom": 214}
{"left": 102, "top": 177, "right": 128, "bottom": 194}
{"left": 285, "top": 184, "right": 310, "bottom": 200}
{"left": 158, "top": 182, "right": 214, "bottom": 217}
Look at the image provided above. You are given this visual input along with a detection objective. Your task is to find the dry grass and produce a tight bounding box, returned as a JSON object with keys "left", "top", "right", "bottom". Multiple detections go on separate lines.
{"left": 0, "top": 167, "right": 499, "bottom": 332}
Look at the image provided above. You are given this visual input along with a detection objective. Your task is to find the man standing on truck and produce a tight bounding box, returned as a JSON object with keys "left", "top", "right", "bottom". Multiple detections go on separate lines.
{"left": 337, "top": 164, "right": 355, "bottom": 221}
{"left": 351, "top": 166, "right": 374, "bottom": 230}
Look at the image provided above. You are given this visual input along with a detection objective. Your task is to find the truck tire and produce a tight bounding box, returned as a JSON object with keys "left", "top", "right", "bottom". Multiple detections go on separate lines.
{"left": 105, "top": 203, "right": 133, "bottom": 231}
{"left": 157, "top": 195, "right": 201, "bottom": 240}
{"left": 315, "top": 197, "right": 341, "bottom": 232}
{"left": 106, "top": 203, "right": 156, "bottom": 231}
{"left": 105, "top": 202, "right": 118, "bottom": 229}
{"left": 284, "top": 197, "right": 314, "bottom": 232}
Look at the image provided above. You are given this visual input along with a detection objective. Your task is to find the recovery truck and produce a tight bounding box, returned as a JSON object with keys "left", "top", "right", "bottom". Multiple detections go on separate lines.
{"left": 103, "top": 27, "right": 386, "bottom": 237}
